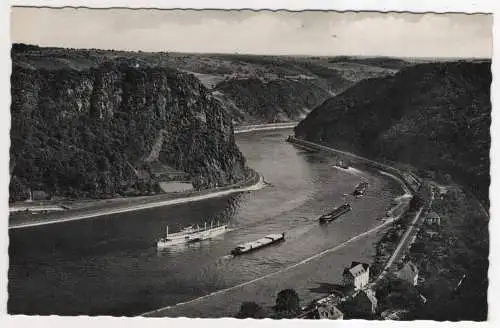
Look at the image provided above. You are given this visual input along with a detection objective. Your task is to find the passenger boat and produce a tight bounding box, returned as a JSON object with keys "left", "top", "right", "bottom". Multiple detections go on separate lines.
{"left": 230, "top": 232, "right": 285, "bottom": 256}
{"left": 319, "top": 203, "right": 352, "bottom": 223}
{"left": 157, "top": 221, "right": 228, "bottom": 249}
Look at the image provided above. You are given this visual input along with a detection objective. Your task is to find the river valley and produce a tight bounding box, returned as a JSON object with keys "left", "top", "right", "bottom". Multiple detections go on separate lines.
{"left": 8, "top": 128, "right": 404, "bottom": 316}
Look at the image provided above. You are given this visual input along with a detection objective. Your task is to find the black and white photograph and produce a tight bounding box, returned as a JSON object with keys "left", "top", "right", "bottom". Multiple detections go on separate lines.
{"left": 4, "top": 1, "right": 494, "bottom": 322}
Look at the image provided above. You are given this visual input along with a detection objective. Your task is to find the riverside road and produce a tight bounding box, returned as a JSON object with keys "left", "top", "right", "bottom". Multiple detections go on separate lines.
{"left": 9, "top": 128, "right": 408, "bottom": 316}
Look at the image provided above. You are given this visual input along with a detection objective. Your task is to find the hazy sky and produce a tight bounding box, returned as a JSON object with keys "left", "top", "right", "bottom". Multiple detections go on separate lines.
{"left": 11, "top": 8, "right": 493, "bottom": 58}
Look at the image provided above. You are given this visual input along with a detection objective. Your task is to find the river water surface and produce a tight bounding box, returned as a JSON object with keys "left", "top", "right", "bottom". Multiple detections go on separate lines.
{"left": 8, "top": 129, "right": 402, "bottom": 316}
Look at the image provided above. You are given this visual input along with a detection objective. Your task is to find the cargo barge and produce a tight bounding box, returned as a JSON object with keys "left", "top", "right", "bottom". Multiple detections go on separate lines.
{"left": 353, "top": 181, "right": 369, "bottom": 197}
{"left": 319, "top": 203, "right": 352, "bottom": 223}
{"left": 230, "top": 233, "right": 285, "bottom": 256}
{"left": 335, "top": 159, "right": 350, "bottom": 169}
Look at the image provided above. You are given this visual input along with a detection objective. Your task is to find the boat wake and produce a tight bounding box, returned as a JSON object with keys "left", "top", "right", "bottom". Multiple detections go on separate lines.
{"left": 347, "top": 167, "right": 370, "bottom": 179}
{"left": 141, "top": 215, "right": 399, "bottom": 317}
{"left": 218, "top": 254, "right": 234, "bottom": 262}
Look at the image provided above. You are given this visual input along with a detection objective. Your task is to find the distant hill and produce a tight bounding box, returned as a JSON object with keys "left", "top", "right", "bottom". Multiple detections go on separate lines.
{"left": 176, "top": 54, "right": 405, "bottom": 125}
{"left": 11, "top": 44, "right": 406, "bottom": 125}
{"left": 325, "top": 56, "right": 411, "bottom": 69}
{"left": 295, "top": 61, "right": 491, "bottom": 205}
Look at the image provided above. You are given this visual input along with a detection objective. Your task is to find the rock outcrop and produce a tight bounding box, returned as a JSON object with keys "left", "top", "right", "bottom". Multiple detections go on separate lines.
{"left": 10, "top": 46, "right": 248, "bottom": 201}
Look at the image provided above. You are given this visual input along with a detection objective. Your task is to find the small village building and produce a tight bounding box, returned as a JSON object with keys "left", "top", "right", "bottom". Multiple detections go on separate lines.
{"left": 425, "top": 230, "right": 439, "bottom": 239}
{"left": 437, "top": 186, "right": 449, "bottom": 199}
{"left": 350, "top": 289, "right": 378, "bottom": 316}
{"left": 381, "top": 309, "right": 409, "bottom": 320}
{"left": 316, "top": 303, "right": 344, "bottom": 320}
{"left": 343, "top": 262, "right": 370, "bottom": 290}
{"left": 298, "top": 295, "right": 344, "bottom": 320}
{"left": 424, "top": 211, "right": 441, "bottom": 226}
{"left": 396, "top": 262, "right": 419, "bottom": 286}
{"left": 27, "top": 190, "right": 50, "bottom": 201}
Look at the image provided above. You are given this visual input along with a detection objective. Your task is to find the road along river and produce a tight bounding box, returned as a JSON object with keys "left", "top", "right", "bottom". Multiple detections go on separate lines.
{"left": 8, "top": 129, "right": 405, "bottom": 316}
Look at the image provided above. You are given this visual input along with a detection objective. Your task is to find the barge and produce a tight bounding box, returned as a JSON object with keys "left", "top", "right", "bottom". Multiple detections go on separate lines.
{"left": 335, "top": 159, "right": 350, "bottom": 169}
{"left": 230, "top": 232, "right": 285, "bottom": 256}
{"left": 353, "top": 181, "right": 369, "bottom": 197}
{"left": 319, "top": 203, "right": 352, "bottom": 223}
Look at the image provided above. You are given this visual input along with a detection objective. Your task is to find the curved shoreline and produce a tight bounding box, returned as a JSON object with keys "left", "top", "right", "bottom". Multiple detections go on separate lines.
{"left": 9, "top": 123, "right": 298, "bottom": 230}
{"left": 9, "top": 174, "right": 266, "bottom": 230}
{"left": 141, "top": 141, "right": 415, "bottom": 317}
{"left": 234, "top": 122, "right": 298, "bottom": 134}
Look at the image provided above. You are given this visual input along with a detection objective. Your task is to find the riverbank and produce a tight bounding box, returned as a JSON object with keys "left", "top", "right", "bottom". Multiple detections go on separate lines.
{"left": 9, "top": 123, "right": 299, "bottom": 229}
{"left": 287, "top": 137, "right": 489, "bottom": 320}
{"left": 143, "top": 136, "right": 416, "bottom": 318}
{"left": 234, "top": 122, "right": 298, "bottom": 134}
{"left": 286, "top": 136, "right": 420, "bottom": 193}
{"left": 9, "top": 170, "right": 264, "bottom": 230}
{"left": 374, "top": 184, "right": 489, "bottom": 321}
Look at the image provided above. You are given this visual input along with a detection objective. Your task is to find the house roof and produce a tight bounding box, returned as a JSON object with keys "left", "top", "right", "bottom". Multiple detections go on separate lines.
{"left": 364, "top": 289, "right": 378, "bottom": 306}
{"left": 381, "top": 309, "right": 409, "bottom": 320}
{"left": 318, "top": 303, "right": 343, "bottom": 319}
{"left": 426, "top": 211, "right": 440, "bottom": 220}
{"left": 344, "top": 261, "right": 369, "bottom": 277}
{"left": 397, "top": 262, "right": 419, "bottom": 279}
{"left": 355, "top": 289, "right": 378, "bottom": 306}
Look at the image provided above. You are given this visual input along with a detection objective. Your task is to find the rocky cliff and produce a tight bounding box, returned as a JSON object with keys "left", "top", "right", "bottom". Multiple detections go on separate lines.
{"left": 10, "top": 46, "right": 248, "bottom": 201}
{"left": 295, "top": 61, "right": 491, "bottom": 204}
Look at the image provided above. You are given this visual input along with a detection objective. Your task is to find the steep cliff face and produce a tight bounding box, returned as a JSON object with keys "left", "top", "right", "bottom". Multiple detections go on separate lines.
{"left": 295, "top": 61, "right": 491, "bottom": 204}
{"left": 10, "top": 54, "right": 248, "bottom": 201}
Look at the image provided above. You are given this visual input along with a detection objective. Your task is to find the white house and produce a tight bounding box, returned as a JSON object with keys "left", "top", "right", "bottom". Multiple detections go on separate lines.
{"left": 424, "top": 211, "right": 441, "bottom": 226}
{"left": 343, "top": 262, "right": 370, "bottom": 290}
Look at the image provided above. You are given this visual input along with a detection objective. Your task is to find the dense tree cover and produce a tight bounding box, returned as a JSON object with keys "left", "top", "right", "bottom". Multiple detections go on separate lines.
{"left": 407, "top": 187, "right": 488, "bottom": 321}
{"left": 295, "top": 61, "right": 491, "bottom": 206}
{"left": 236, "top": 288, "right": 302, "bottom": 319}
{"left": 236, "top": 301, "right": 266, "bottom": 319}
{"left": 375, "top": 276, "right": 423, "bottom": 312}
{"left": 10, "top": 52, "right": 247, "bottom": 201}
{"left": 273, "top": 289, "right": 301, "bottom": 318}
{"left": 215, "top": 78, "right": 332, "bottom": 123}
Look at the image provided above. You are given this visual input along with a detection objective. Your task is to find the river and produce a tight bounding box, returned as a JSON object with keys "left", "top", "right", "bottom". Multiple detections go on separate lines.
{"left": 8, "top": 129, "right": 403, "bottom": 316}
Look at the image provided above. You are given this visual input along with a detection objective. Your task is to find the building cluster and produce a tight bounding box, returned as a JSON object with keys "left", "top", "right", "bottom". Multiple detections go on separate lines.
{"left": 423, "top": 209, "right": 441, "bottom": 238}
{"left": 301, "top": 258, "right": 423, "bottom": 320}
{"left": 300, "top": 261, "right": 376, "bottom": 320}
{"left": 402, "top": 172, "right": 422, "bottom": 192}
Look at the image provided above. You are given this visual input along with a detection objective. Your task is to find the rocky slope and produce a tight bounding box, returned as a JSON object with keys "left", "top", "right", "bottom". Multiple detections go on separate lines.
{"left": 295, "top": 61, "right": 491, "bottom": 205}
{"left": 10, "top": 45, "right": 248, "bottom": 201}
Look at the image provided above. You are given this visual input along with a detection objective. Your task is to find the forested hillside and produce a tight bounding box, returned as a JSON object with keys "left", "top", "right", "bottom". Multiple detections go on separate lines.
{"left": 10, "top": 45, "right": 248, "bottom": 201}
{"left": 295, "top": 61, "right": 491, "bottom": 205}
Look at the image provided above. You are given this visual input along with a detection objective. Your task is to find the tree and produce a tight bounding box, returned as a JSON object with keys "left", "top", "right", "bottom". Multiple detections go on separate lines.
{"left": 236, "top": 301, "right": 265, "bottom": 319}
{"left": 274, "top": 289, "right": 300, "bottom": 318}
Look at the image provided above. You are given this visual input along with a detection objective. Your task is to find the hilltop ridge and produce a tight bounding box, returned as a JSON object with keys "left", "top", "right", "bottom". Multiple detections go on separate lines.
{"left": 295, "top": 61, "right": 491, "bottom": 205}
